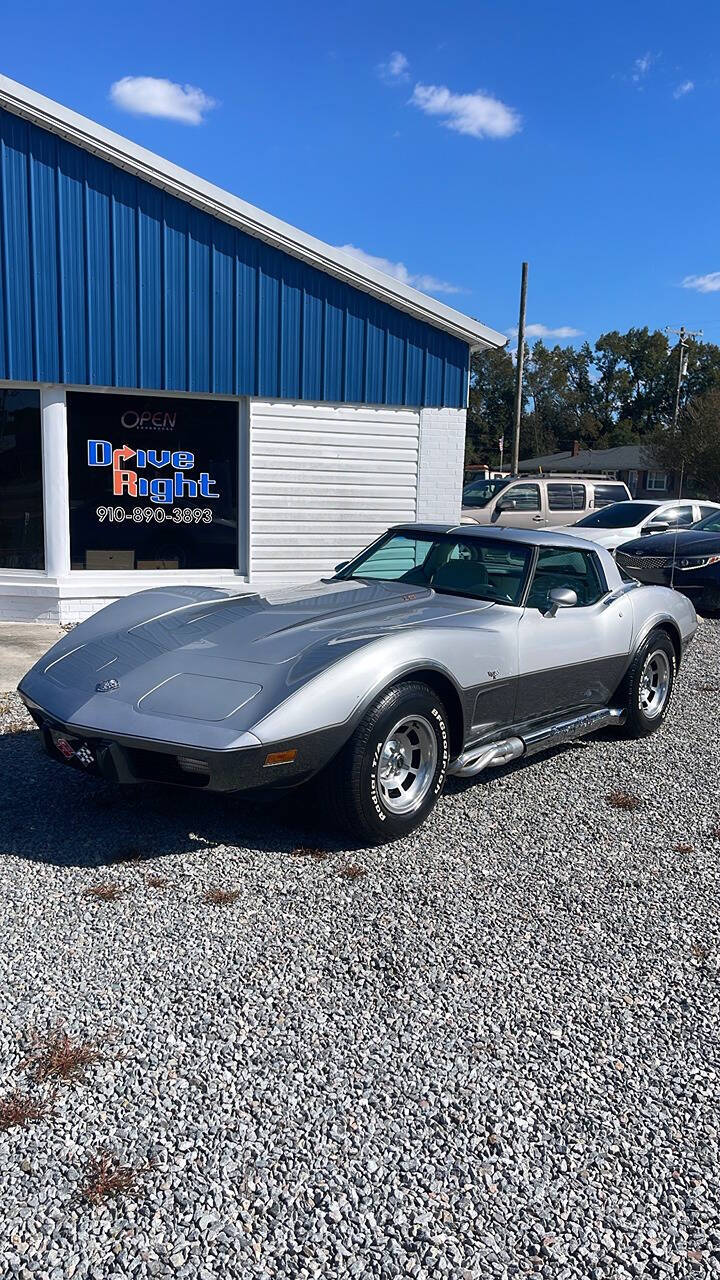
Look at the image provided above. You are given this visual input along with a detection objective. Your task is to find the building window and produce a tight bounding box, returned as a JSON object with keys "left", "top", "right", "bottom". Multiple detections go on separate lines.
{"left": 646, "top": 470, "right": 669, "bottom": 492}
{"left": 67, "top": 393, "right": 239, "bottom": 570}
{"left": 0, "top": 390, "right": 44, "bottom": 570}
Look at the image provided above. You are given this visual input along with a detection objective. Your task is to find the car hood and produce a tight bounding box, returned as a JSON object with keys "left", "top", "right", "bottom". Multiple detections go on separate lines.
{"left": 19, "top": 579, "right": 494, "bottom": 744}
{"left": 619, "top": 530, "right": 720, "bottom": 556}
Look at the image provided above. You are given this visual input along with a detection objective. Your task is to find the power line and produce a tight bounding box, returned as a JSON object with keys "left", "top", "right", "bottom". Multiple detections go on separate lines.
{"left": 666, "top": 325, "right": 703, "bottom": 433}
{"left": 665, "top": 325, "right": 702, "bottom": 501}
{"left": 511, "top": 262, "right": 528, "bottom": 475}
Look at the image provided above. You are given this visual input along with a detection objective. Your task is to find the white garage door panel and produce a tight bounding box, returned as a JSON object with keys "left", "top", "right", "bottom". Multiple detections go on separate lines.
{"left": 252, "top": 403, "right": 419, "bottom": 425}
{"left": 250, "top": 401, "right": 420, "bottom": 584}
{"left": 252, "top": 495, "right": 417, "bottom": 510}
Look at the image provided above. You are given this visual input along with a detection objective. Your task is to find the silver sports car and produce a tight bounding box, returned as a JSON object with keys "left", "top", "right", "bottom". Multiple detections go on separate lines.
{"left": 19, "top": 525, "right": 696, "bottom": 844}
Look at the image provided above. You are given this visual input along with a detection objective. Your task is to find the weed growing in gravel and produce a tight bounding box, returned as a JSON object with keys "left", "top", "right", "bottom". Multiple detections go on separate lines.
{"left": 673, "top": 843, "right": 694, "bottom": 854}
{"left": 0, "top": 1091, "right": 51, "bottom": 1132}
{"left": 81, "top": 1151, "right": 141, "bottom": 1204}
{"left": 339, "top": 863, "right": 367, "bottom": 881}
{"left": 145, "top": 875, "right": 169, "bottom": 889}
{"left": 605, "top": 789, "right": 643, "bottom": 812}
{"left": 22, "top": 1027, "right": 102, "bottom": 1083}
{"left": 83, "top": 884, "right": 126, "bottom": 902}
{"left": 292, "top": 845, "right": 328, "bottom": 860}
{"left": 202, "top": 887, "right": 242, "bottom": 905}
{"left": 691, "top": 941, "right": 711, "bottom": 966}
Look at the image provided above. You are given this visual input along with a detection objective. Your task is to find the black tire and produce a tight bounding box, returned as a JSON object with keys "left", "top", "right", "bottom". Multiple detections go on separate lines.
{"left": 619, "top": 629, "right": 676, "bottom": 738}
{"left": 318, "top": 681, "right": 450, "bottom": 844}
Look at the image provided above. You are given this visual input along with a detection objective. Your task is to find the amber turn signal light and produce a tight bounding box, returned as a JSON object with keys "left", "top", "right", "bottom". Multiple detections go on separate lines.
{"left": 263, "top": 748, "right": 297, "bottom": 767}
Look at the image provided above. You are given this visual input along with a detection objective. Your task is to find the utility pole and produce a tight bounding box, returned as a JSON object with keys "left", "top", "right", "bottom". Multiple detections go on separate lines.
{"left": 666, "top": 325, "right": 702, "bottom": 498}
{"left": 511, "top": 261, "right": 528, "bottom": 476}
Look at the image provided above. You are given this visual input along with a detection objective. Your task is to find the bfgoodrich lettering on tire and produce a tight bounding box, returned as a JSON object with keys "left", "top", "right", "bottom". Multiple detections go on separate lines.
{"left": 319, "top": 681, "right": 450, "bottom": 844}
{"left": 620, "top": 629, "right": 676, "bottom": 738}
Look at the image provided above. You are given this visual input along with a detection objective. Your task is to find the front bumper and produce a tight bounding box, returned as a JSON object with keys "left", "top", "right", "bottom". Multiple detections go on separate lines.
{"left": 617, "top": 554, "right": 720, "bottom": 607}
{"left": 20, "top": 696, "right": 345, "bottom": 794}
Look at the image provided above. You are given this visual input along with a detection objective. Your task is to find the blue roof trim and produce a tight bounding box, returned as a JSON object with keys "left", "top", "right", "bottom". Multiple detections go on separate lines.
{"left": 0, "top": 107, "right": 470, "bottom": 407}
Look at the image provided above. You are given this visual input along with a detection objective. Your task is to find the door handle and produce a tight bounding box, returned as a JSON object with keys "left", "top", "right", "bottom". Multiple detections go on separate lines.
{"left": 532, "top": 515, "right": 543, "bottom": 522}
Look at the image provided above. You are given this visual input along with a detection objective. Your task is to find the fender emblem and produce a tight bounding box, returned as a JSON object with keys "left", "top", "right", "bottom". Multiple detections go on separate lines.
{"left": 95, "top": 678, "right": 119, "bottom": 693}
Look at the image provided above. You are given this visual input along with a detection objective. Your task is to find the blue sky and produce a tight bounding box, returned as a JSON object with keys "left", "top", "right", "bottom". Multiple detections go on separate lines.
{"left": 3, "top": 0, "right": 720, "bottom": 348}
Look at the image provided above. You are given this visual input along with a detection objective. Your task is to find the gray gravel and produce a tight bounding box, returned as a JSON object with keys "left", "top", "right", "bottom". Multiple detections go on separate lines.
{"left": 1, "top": 621, "right": 719, "bottom": 1279}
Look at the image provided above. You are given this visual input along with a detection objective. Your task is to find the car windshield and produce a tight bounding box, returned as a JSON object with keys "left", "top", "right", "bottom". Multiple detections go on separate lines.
{"left": 694, "top": 510, "right": 720, "bottom": 532}
{"left": 574, "top": 501, "right": 660, "bottom": 529}
{"left": 462, "top": 478, "right": 511, "bottom": 508}
{"left": 335, "top": 531, "right": 532, "bottom": 605}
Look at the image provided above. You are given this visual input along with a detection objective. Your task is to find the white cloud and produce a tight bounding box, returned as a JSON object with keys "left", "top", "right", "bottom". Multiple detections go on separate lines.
{"left": 673, "top": 79, "right": 695, "bottom": 99}
{"left": 681, "top": 271, "right": 720, "bottom": 293}
{"left": 109, "top": 76, "right": 217, "bottom": 124}
{"left": 508, "top": 323, "right": 583, "bottom": 339}
{"left": 336, "top": 244, "right": 463, "bottom": 295}
{"left": 378, "top": 51, "right": 410, "bottom": 84}
{"left": 410, "top": 82, "right": 521, "bottom": 139}
{"left": 632, "top": 51, "right": 655, "bottom": 81}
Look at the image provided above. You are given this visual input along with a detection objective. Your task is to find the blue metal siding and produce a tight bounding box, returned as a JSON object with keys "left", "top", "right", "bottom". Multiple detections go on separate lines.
{"left": 0, "top": 108, "right": 470, "bottom": 406}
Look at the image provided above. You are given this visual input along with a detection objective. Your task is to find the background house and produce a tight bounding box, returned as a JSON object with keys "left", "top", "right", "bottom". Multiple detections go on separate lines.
{"left": 0, "top": 75, "right": 505, "bottom": 623}
{"left": 518, "top": 444, "right": 683, "bottom": 499}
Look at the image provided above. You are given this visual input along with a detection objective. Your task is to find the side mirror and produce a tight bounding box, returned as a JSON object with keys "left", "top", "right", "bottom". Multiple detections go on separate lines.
{"left": 647, "top": 519, "right": 669, "bottom": 533}
{"left": 545, "top": 586, "right": 578, "bottom": 617}
{"left": 334, "top": 560, "right": 349, "bottom": 574}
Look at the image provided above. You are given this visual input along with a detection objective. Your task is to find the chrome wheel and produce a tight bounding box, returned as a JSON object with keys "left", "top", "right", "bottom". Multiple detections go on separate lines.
{"left": 377, "top": 715, "right": 438, "bottom": 815}
{"left": 639, "top": 649, "right": 671, "bottom": 719}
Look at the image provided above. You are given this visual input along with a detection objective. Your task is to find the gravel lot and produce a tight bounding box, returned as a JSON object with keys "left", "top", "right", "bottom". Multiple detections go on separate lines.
{"left": 1, "top": 622, "right": 719, "bottom": 1279}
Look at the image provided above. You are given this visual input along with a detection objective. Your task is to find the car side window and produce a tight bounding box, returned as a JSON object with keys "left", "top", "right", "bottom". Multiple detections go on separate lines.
{"left": 650, "top": 504, "right": 694, "bottom": 528}
{"left": 497, "top": 483, "right": 540, "bottom": 512}
{"left": 699, "top": 504, "right": 719, "bottom": 519}
{"left": 526, "top": 547, "right": 607, "bottom": 610}
{"left": 593, "top": 484, "right": 628, "bottom": 508}
{"left": 547, "top": 483, "right": 586, "bottom": 511}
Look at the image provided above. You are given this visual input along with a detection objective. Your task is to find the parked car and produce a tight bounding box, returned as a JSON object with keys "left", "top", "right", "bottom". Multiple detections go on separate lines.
{"left": 19, "top": 525, "right": 696, "bottom": 845}
{"left": 559, "top": 498, "right": 720, "bottom": 551}
{"left": 617, "top": 506, "right": 720, "bottom": 612}
{"left": 462, "top": 474, "right": 631, "bottom": 528}
{"left": 463, "top": 465, "right": 509, "bottom": 487}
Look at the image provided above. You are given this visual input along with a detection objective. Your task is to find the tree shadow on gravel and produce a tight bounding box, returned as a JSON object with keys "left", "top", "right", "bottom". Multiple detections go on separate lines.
{"left": 0, "top": 728, "right": 356, "bottom": 868}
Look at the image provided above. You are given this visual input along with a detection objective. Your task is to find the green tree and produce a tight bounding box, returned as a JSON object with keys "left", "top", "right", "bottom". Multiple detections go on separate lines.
{"left": 652, "top": 389, "right": 720, "bottom": 497}
{"left": 468, "top": 326, "right": 720, "bottom": 470}
{"left": 466, "top": 346, "right": 516, "bottom": 466}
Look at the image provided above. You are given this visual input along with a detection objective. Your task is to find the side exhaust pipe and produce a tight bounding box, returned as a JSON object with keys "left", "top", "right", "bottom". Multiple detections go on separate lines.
{"left": 448, "top": 707, "right": 625, "bottom": 779}
{"left": 449, "top": 735, "right": 524, "bottom": 778}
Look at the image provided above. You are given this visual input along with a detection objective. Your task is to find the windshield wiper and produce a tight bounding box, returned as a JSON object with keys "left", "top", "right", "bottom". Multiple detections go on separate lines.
{"left": 431, "top": 587, "right": 502, "bottom": 603}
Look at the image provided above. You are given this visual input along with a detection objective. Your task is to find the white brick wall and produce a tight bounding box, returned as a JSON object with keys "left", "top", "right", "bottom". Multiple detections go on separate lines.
{"left": 0, "top": 596, "right": 61, "bottom": 624}
{"left": 416, "top": 407, "right": 467, "bottom": 523}
{"left": 0, "top": 591, "right": 116, "bottom": 625}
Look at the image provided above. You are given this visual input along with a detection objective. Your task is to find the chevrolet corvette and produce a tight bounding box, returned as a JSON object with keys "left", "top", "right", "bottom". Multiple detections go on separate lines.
{"left": 19, "top": 525, "right": 697, "bottom": 843}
